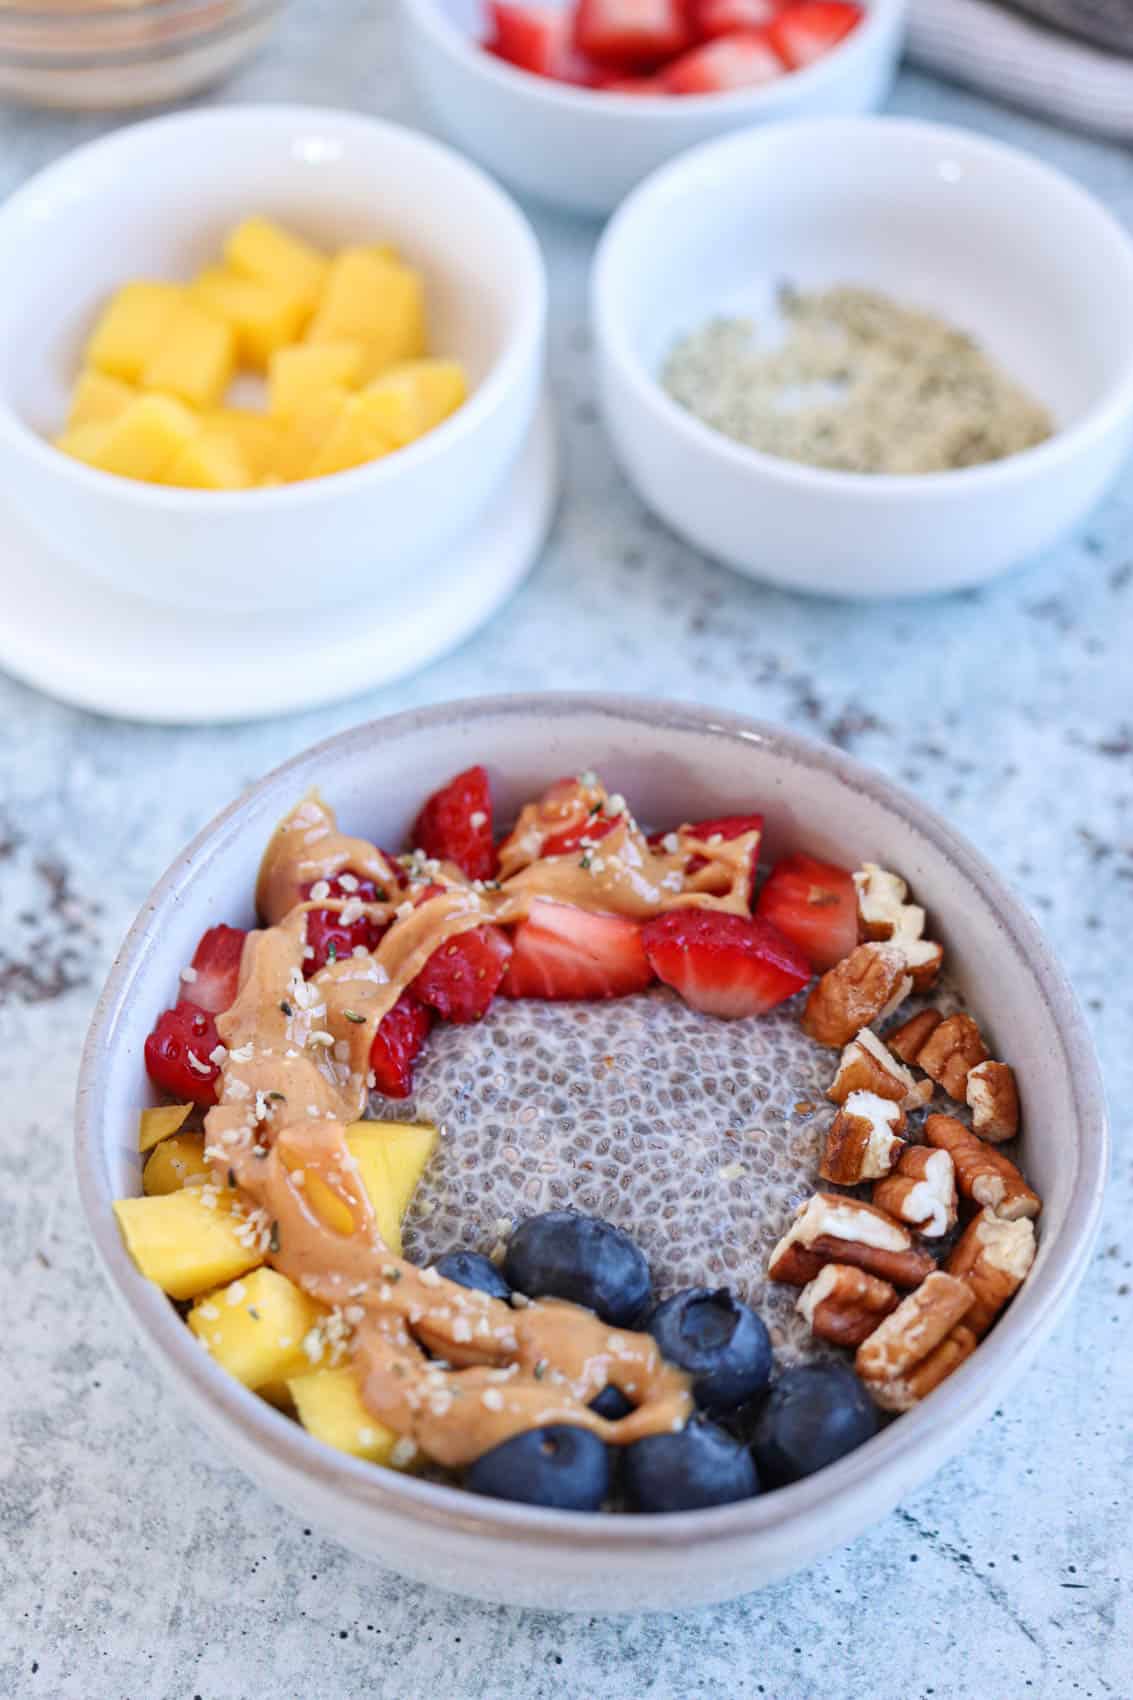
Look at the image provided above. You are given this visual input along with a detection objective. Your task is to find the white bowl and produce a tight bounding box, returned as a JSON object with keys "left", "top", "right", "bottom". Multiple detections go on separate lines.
{"left": 76, "top": 694, "right": 1107, "bottom": 1612}
{"left": 592, "top": 117, "right": 1133, "bottom": 597}
{"left": 0, "top": 105, "right": 545, "bottom": 614}
{"left": 400, "top": 0, "right": 905, "bottom": 217}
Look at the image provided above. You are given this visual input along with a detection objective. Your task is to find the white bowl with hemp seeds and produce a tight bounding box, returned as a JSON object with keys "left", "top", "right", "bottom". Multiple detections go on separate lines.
{"left": 592, "top": 116, "right": 1133, "bottom": 597}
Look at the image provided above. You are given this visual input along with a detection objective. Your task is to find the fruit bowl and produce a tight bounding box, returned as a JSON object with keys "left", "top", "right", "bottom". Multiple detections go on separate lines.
{"left": 75, "top": 695, "right": 1106, "bottom": 1610}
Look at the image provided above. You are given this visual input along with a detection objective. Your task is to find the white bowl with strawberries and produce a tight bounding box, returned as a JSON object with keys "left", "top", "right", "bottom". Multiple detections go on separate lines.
{"left": 400, "top": 0, "right": 905, "bottom": 215}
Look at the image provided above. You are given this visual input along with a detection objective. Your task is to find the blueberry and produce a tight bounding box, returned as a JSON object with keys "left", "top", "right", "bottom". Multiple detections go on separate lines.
{"left": 504, "top": 1211, "right": 652, "bottom": 1326}
{"left": 624, "top": 1415, "right": 758, "bottom": 1513}
{"left": 433, "top": 1249, "right": 512, "bottom": 1301}
{"left": 591, "top": 1385, "right": 633, "bottom": 1421}
{"left": 751, "top": 1363, "right": 880, "bottom": 1488}
{"left": 465, "top": 1425, "right": 612, "bottom": 1511}
{"left": 648, "top": 1288, "right": 772, "bottom": 1412}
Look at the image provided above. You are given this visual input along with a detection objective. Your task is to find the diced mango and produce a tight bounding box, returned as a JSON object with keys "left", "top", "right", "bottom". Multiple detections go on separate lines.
{"left": 306, "top": 250, "right": 426, "bottom": 380}
{"left": 113, "top": 1189, "right": 261, "bottom": 1300}
{"left": 80, "top": 395, "right": 199, "bottom": 481}
{"left": 139, "top": 298, "right": 235, "bottom": 408}
{"left": 364, "top": 359, "right": 467, "bottom": 448}
{"left": 55, "top": 422, "right": 112, "bottom": 466}
{"left": 271, "top": 386, "right": 351, "bottom": 482}
{"left": 85, "top": 281, "right": 184, "bottom": 383}
{"left": 345, "top": 1120, "right": 437, "bottom": 1255}
{"left": 164, "top": 431, "right": 252, "bottom": 490}
{"left": 224, "top": 217, "right": 328, "bottom": 318}
{"left": 188, "top": 1267, "right": 326, "bottom": 1390}
{"left": 67, "top": 370, "right": 136, "bottom": 431}
{"left": 288, "top": 1366, "right": 407, "bottom": 1465}
{"left": 306, "top": 392, "right": 397, "bottom": 479}
{"left": 268, "top": 341, "right": 364, "bottom": 418}
{"left": 193, "top": 266, "right": 307, "bottom": 369}
{"left": 206, "top": 408, "right": 282, "bottom": 480}
{"left": 138, "top": 1102, "right": 193, "bottom": 1153}
{"left": 143, "top": 1132, "right": 211, "bottom": 1196}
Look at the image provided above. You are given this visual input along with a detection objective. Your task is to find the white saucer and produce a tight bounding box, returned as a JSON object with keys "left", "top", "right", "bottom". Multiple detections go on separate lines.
{"left": 0, "top": 396, "right": 556, "bottom": 725}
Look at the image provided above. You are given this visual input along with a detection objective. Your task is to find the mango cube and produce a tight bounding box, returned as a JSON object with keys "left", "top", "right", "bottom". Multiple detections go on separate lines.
{"left": 306, "top": 392, "right": 397, "bottom": 479}
{"left": 85, "top": 281, "right": 184, "bottom": 382}
{"left": 138, "top": 1102, "right": 193, "bottom": 1154}
{"left": 139, "top": 298, "right": 235, "bottom": 408}
{"left": 193, "top": 266, "right": 307, "bottom": 369}
{"left": 345, "top": 1120, "right": 437, "bottom": 1255}
{"left": 268, "top": 341, "right": 364, "bottom": 418}
{"left": 67, "top": 370, "right": 136, "bottom": 431}
{"left": 188, "top": 1267, "right": 326, "bottom": 1390}
{"left": 164, "top": 431, "right": 252, "bottom": 491}
{"left": 113, "top": 1189, "right": 262, "bottom": 1300}
{"left": 143, "top": 1132, "right": 211, "bottom": 1196}
{"left": 79, "top": 395, "right": 199, "bottom": 481}
{"left": 55, "top": 423, "right": 112, "bottom": 467}
{"left": 306, "top": 250, "right": 426, "bottom": 380}
{"left": 271, "top": 386, "right": 351, "bottom": 482}
{"left": 364, "top": 359, "right": 467, "bottom": 447}
{"left": 288, "top": 1366, "right": 407, "bottom": 1464}
{"left": 224, "top": 217, "right": 328, "bottom": 317}
{"left": 206, "top": 408, "right": 282, "bottom": 480}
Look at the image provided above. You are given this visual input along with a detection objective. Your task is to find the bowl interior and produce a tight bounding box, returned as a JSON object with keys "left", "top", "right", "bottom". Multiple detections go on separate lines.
{"left": 600, "top": 120, "right": 1133, "bottom": 434}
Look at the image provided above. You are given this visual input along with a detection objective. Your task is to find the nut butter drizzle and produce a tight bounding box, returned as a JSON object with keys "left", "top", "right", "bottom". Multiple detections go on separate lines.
{"left": 203, "top": 779, "right": 758, "bottom": 1466}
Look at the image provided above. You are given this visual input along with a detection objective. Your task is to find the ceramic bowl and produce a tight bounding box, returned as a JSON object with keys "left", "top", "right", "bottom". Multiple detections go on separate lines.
{"left": 75, "top": 695, "right": 1106, "bottom": 1610}
{"left": 592, "top": 117, "right": 1133, "bottom": 597}
{"left": 0, "top": 105, "right": 545, "bottom": 614}
{"left": 400, "top": 0, "right": 905, "bottom": 217}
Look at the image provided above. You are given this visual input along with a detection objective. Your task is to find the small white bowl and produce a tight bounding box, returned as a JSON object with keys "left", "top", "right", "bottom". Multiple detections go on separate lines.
{"left": 0, "top": 105, "right": 545, "bottom": 614}
{"left": 400, "top": 0, "right": 905, "bottom": 217}
{"left": 76, "top": 695, "right": 1107, "bottom": 1612}
{"left": 593, "top": 117, "right": 1133, "bottom": 598}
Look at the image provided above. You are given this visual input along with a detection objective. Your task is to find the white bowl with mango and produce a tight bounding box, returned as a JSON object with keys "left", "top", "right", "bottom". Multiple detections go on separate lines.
{"left": 0, "top": 105, "right": 546, "bottom": 613}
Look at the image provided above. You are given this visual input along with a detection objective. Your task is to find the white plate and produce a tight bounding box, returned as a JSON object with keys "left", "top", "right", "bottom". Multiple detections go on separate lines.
{"left": 0, "top": 395, "right": 555, "bottom": 725}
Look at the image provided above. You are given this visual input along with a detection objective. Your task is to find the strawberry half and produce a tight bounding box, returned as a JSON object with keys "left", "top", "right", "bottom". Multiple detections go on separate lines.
{"left": 302, "top": 872, "right": 389, "bottom": 977}
{"left": 501, "top": 899, "right": 653, "bottom": 1000}
{"left": 754, "top": 852, "right": 857, "bottom": 971}
{"left": 413, "top": 925, "right": 513, "bottom": 1024}
{"left": 641, "top": 907, "right": 810, "bottom": 1018}
{"left": 179, "top": 924, "right": 247, "bottom": 1015}
{"left": 144, "top": 1002, "right": 222, "bottom": 1106}
{"left": 369, "top": 992, "right": 433, "bottom": 1100}
{"left": 412, "top": 765, "right": 497, "bottom": 883}
{"left": 766, "top": 0, "right": 861, "bottom": 68}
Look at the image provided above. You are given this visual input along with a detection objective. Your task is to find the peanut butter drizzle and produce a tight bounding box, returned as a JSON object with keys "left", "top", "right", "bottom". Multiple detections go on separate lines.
{"left": 204, "top": 778, "right": 760, "bottom": 1466}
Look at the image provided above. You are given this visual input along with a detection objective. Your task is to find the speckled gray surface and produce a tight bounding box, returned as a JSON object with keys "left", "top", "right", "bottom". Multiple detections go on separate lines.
{"left": 1, "top": 7, "right": 1131, "bottom": 1697}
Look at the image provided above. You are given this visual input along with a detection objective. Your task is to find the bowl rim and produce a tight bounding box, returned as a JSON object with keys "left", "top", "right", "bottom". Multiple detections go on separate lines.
{"left": 0, "top": 103, "right": 546, "bottom": 512}
{"left": 75, "top": 692, "right": 1108, "bottom": 1553}
{"left": 592, "top": 114, "right": 1133, "bottom": 496}
{"left": 400, "top": 0, "right": 906, "bottom": 117}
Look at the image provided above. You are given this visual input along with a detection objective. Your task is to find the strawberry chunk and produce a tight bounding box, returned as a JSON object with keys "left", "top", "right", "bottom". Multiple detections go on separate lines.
{"left": 766, "top": 0, "right": 861, "bottom": 68}
{"left": 501, "top": 900, "right": 653, "bottom": 1000}
{"left": 412, "top": 765, "right": 497, "bottom": 883}
{"left": 696, "top": 0, "right": 780, "bottom": 38}
{"left": 575, "top": 0, "right": 691, "bottom": 69}
{"left": 754, "top": 852, "right": 857, "bottom": 971}
{"left": 180, "top": 924, "right": 246, "bottom": 1015}
{"left": 413, "top": 925, "right": 513, "bottom": 1024}
{"left": 486, "top": 1, "right": 563, "bottom": 73}
{"left": 302, "top": 872, "right": 388, "bottom": 977}
{"left": 369, "top": 992, "right": 433, "bottom": 1100}
{"left": 542, "top": 814, "right": 617, "bottom": 857}
{"left": 642, "top": 908, "right": 810, "bottom": 1018}
{"left": 144, "top": 1002, "right": 222, "bottom": 1106}
{"left": 597, "top": 71, "right": 667, "bottom": 91}
{"left": 663, "top": 30, "right": 783, "bottom": 92}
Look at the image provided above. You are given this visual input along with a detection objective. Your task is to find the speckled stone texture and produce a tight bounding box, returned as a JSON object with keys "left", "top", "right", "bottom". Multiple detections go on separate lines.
{"left": 1, "top": 13, "right": 1131, "bottom": 1698}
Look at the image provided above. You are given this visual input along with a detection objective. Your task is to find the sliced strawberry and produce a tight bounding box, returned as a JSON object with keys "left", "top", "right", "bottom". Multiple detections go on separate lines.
{"left": 501, "top": 900, "right": 653, "bottom": 1000}
{"left": 754, "top": 852, "right": 857, "bottom": 971}
{"left": 180, "top": 924, "right": 246, "bottom": 1016}
{"left": 642, "top": 907, "right": 810, "bottom": 1018}
{"left": 663, "top": 30, "right": 783, "bottom": 92}
{"left": 412, "top": 765, "right": 497, "bottom": 883}
{"left": 369, "top": 992, "right": 433, "bottom": 1100}
{"left": 696, "top": 0, "right": 780, "bottom": 37}
{"left": 766, "top": 0, "right": 860, "bottom": 68}
{"left": 144, "top": 1002, "right": 222, "bottom": 1106}
{"left": 575, "top": 0, "right": 691, "bottom": 69}
{"left": 542, "top": 814, "right": 617, "bottom": 857}
{"left": 302, "top": 872, "right": 389, "bottom": 977}
{"left": 486, "top": 1, "right": 563, "bottom": 73}
{"left": 413, "top": 925, "right": 513, "bottom": 1024}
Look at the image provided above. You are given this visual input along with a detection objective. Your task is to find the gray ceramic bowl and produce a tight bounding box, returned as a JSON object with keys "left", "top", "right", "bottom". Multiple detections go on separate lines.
{"left": 75, "top": 695, "right": 1107, "bottom": 1611}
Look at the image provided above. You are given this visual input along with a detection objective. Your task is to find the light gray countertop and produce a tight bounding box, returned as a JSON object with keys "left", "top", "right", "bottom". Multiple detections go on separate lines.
{"left": 1, "top": 7, "right": 1130, "bottom": 1696}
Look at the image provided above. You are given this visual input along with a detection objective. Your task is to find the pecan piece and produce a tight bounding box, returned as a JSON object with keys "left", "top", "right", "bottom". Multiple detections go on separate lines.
{"left": 924, "top": 1114, "right": 1041, "bottom": 1220}
{"left": 827, "top": 1027, "right": 934, "bottom": 1111}
{"left": 917, "top": 1013, "right": 989, "bottom": 1100}
{"left": 856, "top": 1272, "right": 976, "bottom": 1411}
{"left": 887, "top": 1008, "right": 942, "bottom": 1067}
{"left": 966, "top": 1060, "right": 1020, "bottom": 1144}
{"left": 797, "top": 1263, "right": 899, "bottom": 1348}
{"left": 819, "top": 1092, "right": 906, "bottom": 1185}
{"left": 862, "top": 1324, "right": 979, "bottom": 1413}
{"left": 872, "top": 1146, "right": 957, "bottom": 1238}
{"left": 946, "top": 1209, "right": 1036, "bottom": 1335}
{"left": 767, "top": 1193, "right": 937, "bottom": 1289}
{"left": 853, "top": 863, "right": 943, "bottom": 990}
{"left": 802, "top": 943, "right": 913, "bottom": 1050}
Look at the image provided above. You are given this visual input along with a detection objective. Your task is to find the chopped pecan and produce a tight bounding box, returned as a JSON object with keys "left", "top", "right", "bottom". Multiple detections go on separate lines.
{"left": 827, "top": 1027, "right": 934, "bottom": 1111}
{"left": 862, "top": 1323, "right": 979, "bottom": 1413}
{"left": 767, "top": 1192, "right": 937, "bottom": 1289}
{"left": 801, "top": 943, "right": 913, "bottom": 1049}
{"left": 796, "top": 1263, "right": 899, "bottom": 1347}
{"left": 872, "top": 1146, "right": 957, "bottom": 1238}
{"left": 853, "top": 863, "right": 943, "bottom": 990}
{"left": 917, "top": 1013, "right": 989, "bottom": 1100}
{"left": 924, "top": 1114, "right": 1041, "bottom": 1220}
{"left": 946, "top": 1209, "right": 1036, "bottom": 1336}
{"left": 966, "top": 1060, "right": 1020, "bottom": 1144}
{"left": 856, "top": 1272, "right": 976, "bottom": 1410}
{"left": 887, "top": 1008, "right": 943, "bottom": 1066}
{"left": 819, "top": 1092, "right": 906, "bottom": 1185}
